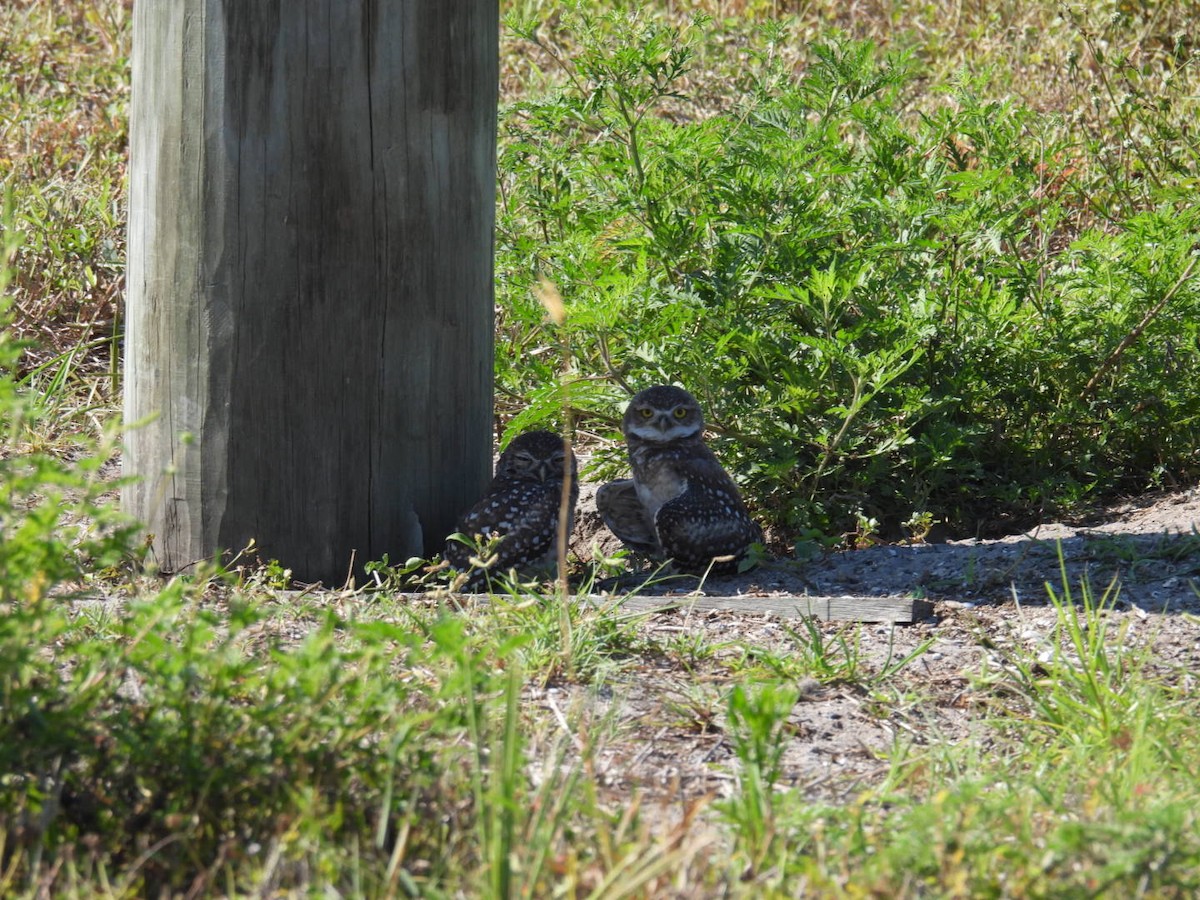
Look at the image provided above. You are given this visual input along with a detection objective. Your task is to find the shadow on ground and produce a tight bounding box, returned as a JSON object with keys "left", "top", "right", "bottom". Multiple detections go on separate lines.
{"left": 573, "top": 484, "right": 1200, "bottom": 615}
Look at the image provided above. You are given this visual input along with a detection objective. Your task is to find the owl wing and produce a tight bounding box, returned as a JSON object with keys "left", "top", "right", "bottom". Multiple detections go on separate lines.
{"left": 596, "top": 478, "right": 661, "bottom": 555}
{"left": 654, "top": 478, "right": 762, "bottom": 574}
{"left": 445, "top": 480, "right": 566, "bottom": 582}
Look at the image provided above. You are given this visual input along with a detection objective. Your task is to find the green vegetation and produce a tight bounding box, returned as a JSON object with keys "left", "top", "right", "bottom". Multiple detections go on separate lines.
{"left": 497, "top": 3, "right": 1200, "bottom": 539}
{"left": 4, "top": 0, "right": 1200, "bottom": 895}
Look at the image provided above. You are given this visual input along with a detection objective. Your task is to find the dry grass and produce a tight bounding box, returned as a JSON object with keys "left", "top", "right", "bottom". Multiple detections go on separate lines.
{"left": 1, "top": 0, "right": 129, "bottom": 413}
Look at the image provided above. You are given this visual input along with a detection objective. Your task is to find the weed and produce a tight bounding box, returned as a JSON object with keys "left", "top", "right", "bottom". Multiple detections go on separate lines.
{"left": 720, "top": 682, "right": 799, "bottom": 868}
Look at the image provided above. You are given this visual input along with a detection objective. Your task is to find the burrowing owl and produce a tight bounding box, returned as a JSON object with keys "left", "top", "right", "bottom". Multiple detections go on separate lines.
{"left": 596, "top": 385, "right": 761, "bottom": 574}
{"left": 445, "top": 430, "right": 578, "bottom": 587}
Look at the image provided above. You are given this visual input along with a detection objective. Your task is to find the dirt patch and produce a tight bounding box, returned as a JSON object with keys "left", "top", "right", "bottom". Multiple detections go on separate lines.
{"left": 574, "top": 482, "right": 1200, "bottom": 613}
{"left": 557, "top": 484, "right": 1200, "bottom": 811}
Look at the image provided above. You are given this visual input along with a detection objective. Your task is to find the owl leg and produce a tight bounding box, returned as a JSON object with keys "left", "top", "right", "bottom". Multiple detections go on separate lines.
{"left": 596, "top": 479, "right": 661, "bottom": 556}
{"left": 654, "top": 489, "right": 763, "bottom": 574}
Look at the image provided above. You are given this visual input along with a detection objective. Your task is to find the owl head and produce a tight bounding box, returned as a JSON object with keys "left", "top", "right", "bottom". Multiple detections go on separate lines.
{"left": 622, "top": 385, "right": 705, "bottom": 443}
{"left": 495, "top": 430, "right": 574, "bottom": 482}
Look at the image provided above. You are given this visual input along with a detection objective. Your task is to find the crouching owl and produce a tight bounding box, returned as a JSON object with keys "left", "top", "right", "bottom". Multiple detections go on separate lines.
{"left": 445, "top": 430, "right": 578, "bottom": 588}
{"left": 596, "top": 385, "right": 761, "bottom": 574}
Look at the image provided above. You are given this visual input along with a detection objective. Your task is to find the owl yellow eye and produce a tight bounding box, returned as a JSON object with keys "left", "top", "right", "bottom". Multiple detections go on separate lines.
{"left": 673, "top": 407, "right": 688, "bottom": 419}
{"left": 639, "top": 407, "right": 654, "bottom": 419}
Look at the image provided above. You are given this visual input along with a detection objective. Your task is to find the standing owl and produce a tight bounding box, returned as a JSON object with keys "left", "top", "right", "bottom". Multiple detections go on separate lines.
{"left": 445, "top": 430, "right": 578, "bottom": 588}
{"left": 596, "top": 385, "right": 761, "bottom": 574}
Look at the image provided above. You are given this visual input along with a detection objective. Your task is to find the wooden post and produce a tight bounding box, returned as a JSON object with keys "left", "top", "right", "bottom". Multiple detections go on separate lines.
{"left": 124, "top": 1, "right": 497, "bottom": 583}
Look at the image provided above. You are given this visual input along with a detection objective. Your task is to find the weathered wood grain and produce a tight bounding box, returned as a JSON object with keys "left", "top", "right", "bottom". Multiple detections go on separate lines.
{"left": 600, "top": 593, "right": 934, "bottom": 623}
{"left": 71, "top": 592, "right": 933, "bottom": 625}
{"left": 399, "top": 592, "right": 933, "bottom": 623}
{"left": 124, "top": 1, "right": 497, "bottom": 582}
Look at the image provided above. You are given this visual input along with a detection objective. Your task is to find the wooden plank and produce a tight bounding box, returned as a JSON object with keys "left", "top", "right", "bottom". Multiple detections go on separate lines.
{"left": 396, "top": 592, "right": 932, "bottom": 624}
{"left": 70, "top": 592, "right": 932, "bottom": 625}
{"left": 602, "top": 593, "right": 933, "bottom": 624}
{"left": 124, "top": 1, "right": 497, "bottom": 583}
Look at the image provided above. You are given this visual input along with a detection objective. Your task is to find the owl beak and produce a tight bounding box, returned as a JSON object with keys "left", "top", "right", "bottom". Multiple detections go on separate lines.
{"left": 536, "top": 460, "right": 552, "bottom": 482}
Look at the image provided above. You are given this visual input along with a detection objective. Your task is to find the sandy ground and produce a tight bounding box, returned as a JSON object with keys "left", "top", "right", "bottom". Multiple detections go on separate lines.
{"left": 548, "top": 484, "right": 1200, "bottom": 811}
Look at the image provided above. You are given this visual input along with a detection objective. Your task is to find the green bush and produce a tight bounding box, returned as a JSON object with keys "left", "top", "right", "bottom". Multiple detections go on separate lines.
{"left": 0, "top": 580, "right": 550, "bottom": 894}
{"left": 497, "top": 9, "right": 1200, "bottom": 541}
